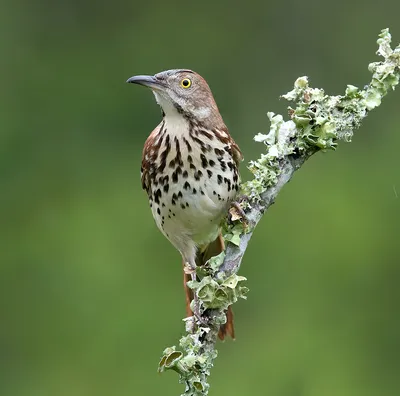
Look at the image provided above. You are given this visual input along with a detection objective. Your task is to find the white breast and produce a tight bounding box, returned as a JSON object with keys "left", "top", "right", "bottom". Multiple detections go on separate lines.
{"left": 149, "top": 115, "right": 238, "bottom": 254}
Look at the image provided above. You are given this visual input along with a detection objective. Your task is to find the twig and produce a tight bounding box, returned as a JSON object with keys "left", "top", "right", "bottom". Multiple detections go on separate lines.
{"left": 157, "top": 29, "right": 400, "bottom": 395}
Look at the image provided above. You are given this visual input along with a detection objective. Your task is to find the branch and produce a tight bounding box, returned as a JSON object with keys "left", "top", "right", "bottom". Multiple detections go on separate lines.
{"left": 157, "top": 29, "right": 400, "bottom": 395}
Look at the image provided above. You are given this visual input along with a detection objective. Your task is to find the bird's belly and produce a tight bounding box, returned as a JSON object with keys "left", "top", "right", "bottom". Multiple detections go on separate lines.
{"left": 151, "top": 166, "right": 237, "bottom": 248}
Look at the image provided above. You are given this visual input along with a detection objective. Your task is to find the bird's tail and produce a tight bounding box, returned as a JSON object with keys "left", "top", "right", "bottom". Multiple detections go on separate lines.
{"left": 183, "top": 233, "right": 235, "bottom": 340}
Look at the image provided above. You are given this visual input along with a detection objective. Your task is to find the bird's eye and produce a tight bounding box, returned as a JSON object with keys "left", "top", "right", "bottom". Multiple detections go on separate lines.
{"left": 181, "top": 78, "right": 192, "bottom": 89}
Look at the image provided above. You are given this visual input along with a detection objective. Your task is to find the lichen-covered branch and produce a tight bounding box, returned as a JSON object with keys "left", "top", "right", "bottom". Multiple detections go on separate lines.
{"left": 158, "top": 29, "right": 400, "bottom": 395}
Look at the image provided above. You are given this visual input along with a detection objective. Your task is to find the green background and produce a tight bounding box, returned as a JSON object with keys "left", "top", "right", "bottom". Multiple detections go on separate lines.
{"left": 1, "top": 1, "right": 400, "bottom": 395}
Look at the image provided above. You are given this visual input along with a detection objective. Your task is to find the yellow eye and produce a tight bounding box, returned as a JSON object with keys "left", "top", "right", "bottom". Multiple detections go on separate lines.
{"left": 181, "top": 78, "right": 192, "bottom": 88}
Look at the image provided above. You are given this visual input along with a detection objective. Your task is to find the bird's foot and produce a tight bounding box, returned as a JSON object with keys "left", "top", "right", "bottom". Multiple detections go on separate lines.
{"left": 229, "top": 200, "right": 250, "bottom": 228}
{"left": 189, "top": 272, "right": 208, "bottom": 325}
{"left": 183, "top": 262, "right": 207, "bottom": 326}
{"left": 183, "top": 262, "right": 196, "bottom": 275}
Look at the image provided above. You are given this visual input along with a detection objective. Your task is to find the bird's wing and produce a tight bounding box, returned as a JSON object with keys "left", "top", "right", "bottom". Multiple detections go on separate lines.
{"left": 230, "top": 137, "right": 243, "bottom": 167}
{"left": 215, "top": 126, "right": 243, "bottom": 167}
{"left": 141, "top": 122, "right": 165, "bottom": 197}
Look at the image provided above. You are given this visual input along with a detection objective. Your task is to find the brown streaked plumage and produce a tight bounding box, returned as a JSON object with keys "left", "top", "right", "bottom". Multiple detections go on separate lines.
{"left": 127, "top": 69, "right": 242, "bottom": 339}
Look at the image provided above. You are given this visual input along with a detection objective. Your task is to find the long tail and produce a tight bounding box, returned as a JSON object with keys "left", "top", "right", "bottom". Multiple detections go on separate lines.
{"left": 183, "top": 233, "right": 235, "bottom": 340}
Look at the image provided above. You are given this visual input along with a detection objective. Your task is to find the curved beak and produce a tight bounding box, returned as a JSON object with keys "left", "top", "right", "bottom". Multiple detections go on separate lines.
{"left": 126, "top": 75, "right": 164, "bottom": 90}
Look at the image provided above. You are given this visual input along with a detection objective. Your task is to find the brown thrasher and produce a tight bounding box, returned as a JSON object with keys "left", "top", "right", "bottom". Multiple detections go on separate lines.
{"left": 127, "top": 69, "right": 242, "bottom": 339}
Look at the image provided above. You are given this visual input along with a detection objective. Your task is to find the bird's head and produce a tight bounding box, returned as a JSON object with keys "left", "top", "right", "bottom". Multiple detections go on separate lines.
{"left": 127, "top": 69, "right": 223, "bottom": 125}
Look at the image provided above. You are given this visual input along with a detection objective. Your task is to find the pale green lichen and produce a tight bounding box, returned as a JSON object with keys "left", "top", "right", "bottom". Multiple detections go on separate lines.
{"left": 205, "top": 251, "right": 225, "bottom": 272}
{"left": 158, "top": 257, "right": 248, "bottom": 395}
{"left": 158, "top": 333, "right": 217, "bottom": 395}
{"left": 188, "top": 274, "right": 248, "bottom": 311}
{"left": 242, "top": 28, "right": 400, "bottom": 202}
{"left": 223, "top": 223, "right": 243, "bottom": 247}
{"left": 158, "top": 29, "right": 400, "bottom": 396}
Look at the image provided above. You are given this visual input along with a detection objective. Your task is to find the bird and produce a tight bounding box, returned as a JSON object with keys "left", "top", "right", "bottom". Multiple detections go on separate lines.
{"left": 127, "top": 69, "right": 242, "bottom": 339}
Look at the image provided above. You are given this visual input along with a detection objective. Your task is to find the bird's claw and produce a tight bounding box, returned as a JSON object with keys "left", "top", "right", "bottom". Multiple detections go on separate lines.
{"left": 229, "top": 200, "right": 250, "bottom": 227}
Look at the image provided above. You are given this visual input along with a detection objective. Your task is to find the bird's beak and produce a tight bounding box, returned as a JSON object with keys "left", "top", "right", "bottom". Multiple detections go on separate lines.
{"left": 126, "top": 75, "right": 165, "bottom": 90}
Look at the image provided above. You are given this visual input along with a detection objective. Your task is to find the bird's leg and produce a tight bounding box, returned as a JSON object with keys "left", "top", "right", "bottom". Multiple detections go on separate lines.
{"left": 190, "top": 272, "right": 203, "bottom": 322}
{"left": 183, "top": 261, "right": 196, "bottom": 274}
{"left": 183, "top": 261, "right": 205, "bottom": 324}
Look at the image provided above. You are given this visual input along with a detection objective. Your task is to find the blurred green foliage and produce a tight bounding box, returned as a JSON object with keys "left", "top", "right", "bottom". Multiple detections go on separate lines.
{"left": 1, "top": 0, "right": 399, "bottom": 395}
